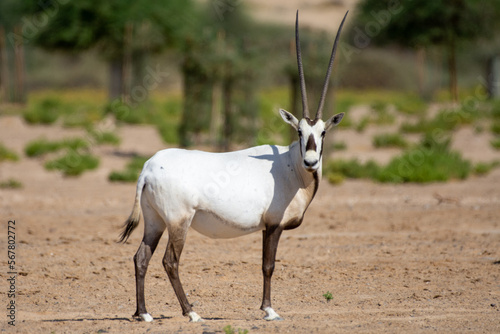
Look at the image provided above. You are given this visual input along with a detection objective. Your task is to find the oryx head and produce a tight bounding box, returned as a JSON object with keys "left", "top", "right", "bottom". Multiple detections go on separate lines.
{"left": 280, "top": 10, "right": 348, "bottom": 172}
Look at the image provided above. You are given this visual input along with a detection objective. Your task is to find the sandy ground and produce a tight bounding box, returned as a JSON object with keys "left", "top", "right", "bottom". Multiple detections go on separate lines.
{"left": 0, "top": 112, "right": 499, "bottom": 333}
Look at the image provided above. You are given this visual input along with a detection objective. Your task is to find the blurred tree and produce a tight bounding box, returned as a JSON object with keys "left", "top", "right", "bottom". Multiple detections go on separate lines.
{"left": 0, "top": 0, "right": 39, "bottom": 103}
{"left": 31, "top": 0, "right": 196, "bottom": 102}
{"left": 178, "top": 0, "right": 261, "bottom": 149}
{"left": 354, "top": 0, "right": 500, "bottom": 101}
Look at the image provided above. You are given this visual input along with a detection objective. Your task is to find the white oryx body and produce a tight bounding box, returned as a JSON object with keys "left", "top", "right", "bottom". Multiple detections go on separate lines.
{"left": 140, "top": 141, "right": 316, "bottom": 240}
{"left": 119, "top": 10, "right": 348, "bottom": 324}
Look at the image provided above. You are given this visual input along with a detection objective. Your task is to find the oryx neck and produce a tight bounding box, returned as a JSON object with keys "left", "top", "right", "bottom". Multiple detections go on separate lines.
{"left": 289, "top": 141, "right": 321, "bottom": 188}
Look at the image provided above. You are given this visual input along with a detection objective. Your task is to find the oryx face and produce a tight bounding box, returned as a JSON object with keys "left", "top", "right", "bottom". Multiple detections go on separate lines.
{"left": 280, "top": 10, "right": 348, "bottom": 172}
{"left": 280, "top": 110, "right": 344, "bottom": 172}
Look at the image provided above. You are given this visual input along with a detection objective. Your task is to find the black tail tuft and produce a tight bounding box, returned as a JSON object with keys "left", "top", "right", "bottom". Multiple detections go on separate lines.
{"left": 117, "top": 215, "right": 140, "bottom": 243}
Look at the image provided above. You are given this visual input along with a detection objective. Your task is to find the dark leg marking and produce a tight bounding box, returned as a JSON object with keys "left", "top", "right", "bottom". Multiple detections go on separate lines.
{"left": 134, "top": 230, "right": 164, "bottom": 317}
{"left": 163, "top": 232, "right": 192, "bottom": 316}
{"left": 260, "top": 226, "right": 284, "bottom": 313}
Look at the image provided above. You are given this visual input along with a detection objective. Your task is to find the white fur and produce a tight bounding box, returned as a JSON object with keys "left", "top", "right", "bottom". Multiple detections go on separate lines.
{"left": 139, "top": 142, "right": 315, "bottom": 239}
{"left": 139, "top": 313, "right": 153, "bottom": 322}
{"left": 263, "top": 307, "right": 283, "bottom": 321}
{"left": 188, "top": 311, "right": 203, "bottom": 322}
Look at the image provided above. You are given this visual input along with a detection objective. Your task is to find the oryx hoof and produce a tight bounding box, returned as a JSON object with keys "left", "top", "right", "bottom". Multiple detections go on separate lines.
{"left": 263, "top": 307, "right": 283, "bottom": 321}
{"left": 188, "top": 311, "right": 204, "bottom": 322}
{"left": 139, "top": 313, "right": 154, "bottom": 322}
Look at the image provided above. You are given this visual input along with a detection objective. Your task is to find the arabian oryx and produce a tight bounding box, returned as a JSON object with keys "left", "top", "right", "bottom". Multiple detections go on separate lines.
{"left": 119, "top": 10, "right": 348, "bottom": 323}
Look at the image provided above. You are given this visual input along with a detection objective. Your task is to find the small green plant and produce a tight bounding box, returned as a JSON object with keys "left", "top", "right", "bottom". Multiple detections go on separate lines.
{"left": 373, "top": 133, "right": 408, "bottom": 148}
{"left": 355, "top": 116, "right": 370, "bottom": 133}
{"left": 491, "top": 121, "right": 500, "bottom": 135}
{"left": 25, "top": 138, "right": 89, "bottom": 157}
{"left": 87, "top": 128, "right": 121, "bottom": 146}
{"left": 323, "top": 291, "right": 333, "bottom": 302}
{"left": 0, "top": 179, "right": 23, "bottom": 189}
{"left": 325, "top": 158, "right": 380, "bottom": 180}
{"left": 45, "top": 151, "right": 99, "bottom": 176}
{"left": 223, "top": 325, "right": 249, "bottom": 334}
{"left": 0, "top": 143, "right": 19, "bottom": 162}
{"left": 109, "top": 155, "right": 149, "bottom": 182}
{"left": 491, "top": 137, "right": 500, "bottom": 150}
{"left": 331, "top": 140, "right": 347, "bottom": 151}
{"left": 473, "top": 161, "right": 500, "bottom": 176}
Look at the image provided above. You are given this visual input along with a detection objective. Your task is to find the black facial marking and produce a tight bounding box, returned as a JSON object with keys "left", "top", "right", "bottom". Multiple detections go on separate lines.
{"left": 305, "top": 133, "right": 317, "bottom": 151}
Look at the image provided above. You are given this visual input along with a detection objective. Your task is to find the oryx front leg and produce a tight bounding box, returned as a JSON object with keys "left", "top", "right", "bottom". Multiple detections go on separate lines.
{"left": 261, "top": 226, "right": 284, "bottom": 321}
{"left": 163, "top": 224, "right": 203, "bottom": 323}
{"left": 133, "top": 221, "right": 165, "bottom": 322}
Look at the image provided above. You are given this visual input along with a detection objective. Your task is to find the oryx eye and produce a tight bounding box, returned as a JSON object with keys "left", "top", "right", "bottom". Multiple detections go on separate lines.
{"left": 298, "top": 129, "right": 303, "bottom": 137}
{"left": 321, "top": 131, "right": 326, "bottom": 137}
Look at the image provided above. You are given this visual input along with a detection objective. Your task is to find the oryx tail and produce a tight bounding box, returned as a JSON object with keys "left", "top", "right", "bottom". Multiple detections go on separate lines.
{"left": 118, "top": 173, "right": 146, "bottom": 243}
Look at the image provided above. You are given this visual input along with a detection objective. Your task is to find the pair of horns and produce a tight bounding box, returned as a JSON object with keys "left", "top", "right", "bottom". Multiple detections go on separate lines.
{"left": 295, "top": 10, "right": 348, "bottom": 120}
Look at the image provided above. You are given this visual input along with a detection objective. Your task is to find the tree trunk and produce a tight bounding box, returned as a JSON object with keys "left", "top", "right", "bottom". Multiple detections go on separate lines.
{"left": 13, "top": 25, "right": 25, "bottom": 103}
{"left": 221, "top": 74, "right": 233, "bottom": 151}
{"left": 109, "top": 59, "right": 123, "bottom": 101}
{"left": 210, "top": 81, "right": 222, "bottom": 146}
{"left": 416, "top": 47, "right": 426, "bottom": 98}
{"left": 0, "top": 26, "right": 8, "bottom": 103}
{"left": 122, "top": 22, "right": 133, "bottom": 103}
{"left": 448, "top": 36, "right": 458, "bottom": 103}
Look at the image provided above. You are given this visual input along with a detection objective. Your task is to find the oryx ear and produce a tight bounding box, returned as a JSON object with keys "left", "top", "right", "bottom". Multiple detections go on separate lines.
{"left": 279, "top": 109, "right": 299, "bottom": 130}
{"left": 325, "top": 112, "right": 344, "bottom": 131}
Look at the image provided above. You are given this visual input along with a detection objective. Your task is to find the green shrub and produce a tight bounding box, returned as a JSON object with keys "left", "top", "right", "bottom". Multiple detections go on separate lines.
{"left": 373, "top": 133, "right": 408, "bottom": 148}
{"left": 25, "top": 139, "right": 63, "bottom": 157}
{"left": 376, "top": 134, "right": 471, "bottom": 183}
{"left": 491, "top": 121, "right": 500, "bottom": 135}
{"left": 0, "top": 179, "right": 23, "bottom": 189}
{"left": 87, "top": 128, "right": 121, "bottom": 146}
{"left": 0, "top": 143, "right": 19, "bottom": 162}
{"left": 109, "top": 155, "right": 149, "bottom": 182}
{"left": 45, "top": 151, "right": 99, "bottom": 176}
{"left": 326, "top": 134, "right": 474, "bottom": 184}
{"left": 25, "top": 138, "right": 89, "bottom": 157}
{"left": 473, "top": 161, "right": 500, "bottom": 175}
{"left": 491, "top": 137, "right": 500, "bottom": 150}
{"left": 332, "top": 140, "right": 347, "bottom": 151}
{"left": 23, "top": 97, "right": 62, "bottom": 124}
{"left": 325, "top": 158, "right": 380, "bottom": 180}
{"left": 355, "top": 116, "right": 370, "bottom": 133}
{"left": 400, "top": 107, "right": 480, "bottom": 134}
{"left": 223, "top": 325, "right": 248, "bottom": 334}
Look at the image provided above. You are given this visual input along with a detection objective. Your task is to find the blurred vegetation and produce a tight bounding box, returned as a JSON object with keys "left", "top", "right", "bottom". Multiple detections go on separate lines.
{"left": 0, "top": 142, "right": 19, "bottom": 162}
{"left": 353, "top": 0, "right": 500, "bottom": 101}
{"left": 1, "top": 0, "right": 500, "bottom": 182}
{"left": 373, "top": 133, "right": 408, "bottom": 149}
{"left": 325, "top": 133, "right": 487, "bottom": 184}
{"left": 45, "top": 151, "right": 99, "bottom": 176}
{"left": 109, "top": 155, "right": 150, "bottom": 182}
{"left": 0, "top": 178, "right": 23, "bottom": 189}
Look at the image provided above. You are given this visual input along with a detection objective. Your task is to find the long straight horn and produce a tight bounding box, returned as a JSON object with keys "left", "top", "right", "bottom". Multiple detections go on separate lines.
{"left": 295, "top": 10, "right": 309, "bottom": 119}
{"left": 315, "top": 11, "right": 349, "bottom": 120}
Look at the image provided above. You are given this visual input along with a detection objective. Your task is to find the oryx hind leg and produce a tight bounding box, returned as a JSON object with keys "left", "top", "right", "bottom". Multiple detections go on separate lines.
{"left": 133, "top": 205, "right": 166, "bottom": 322}
{"left": 261, "top": 226, "right": 284, "bottom": 321}
{"left": 162, "top": 216, "right": 203, "bottom": 322}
